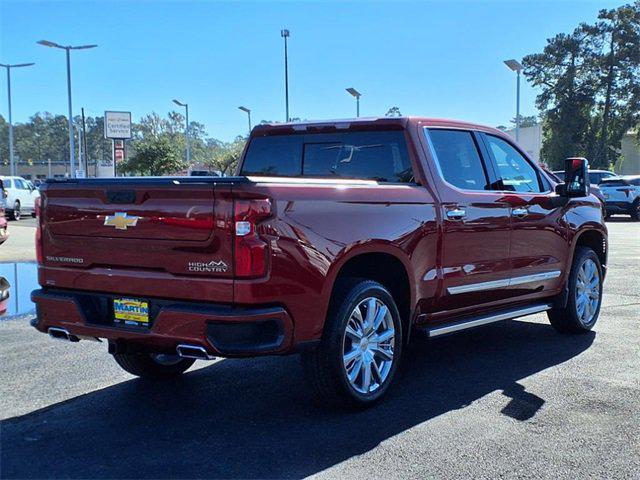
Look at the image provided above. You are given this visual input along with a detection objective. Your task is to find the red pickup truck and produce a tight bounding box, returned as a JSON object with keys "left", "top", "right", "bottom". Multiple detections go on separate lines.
{"left": 32, "top": 117, "right": 607, "bottom": 407}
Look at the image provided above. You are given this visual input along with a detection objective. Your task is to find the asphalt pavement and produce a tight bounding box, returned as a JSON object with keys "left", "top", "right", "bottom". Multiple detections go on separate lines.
{"left": 0, "top": 218, "right": 638, "bottom": 479}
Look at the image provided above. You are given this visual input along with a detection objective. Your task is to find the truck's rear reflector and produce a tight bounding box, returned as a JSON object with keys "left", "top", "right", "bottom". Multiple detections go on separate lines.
{"left": 35, "top": 196, "right": 43, "bottom": 263}
{"left": 234, "top": 198, "right": 271, "bottom": 278}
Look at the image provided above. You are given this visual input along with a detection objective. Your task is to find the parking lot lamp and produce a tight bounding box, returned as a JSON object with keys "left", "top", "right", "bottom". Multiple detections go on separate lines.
{"left": 346, "top": 88, "right": 362, "bottom": 117}
{"left": 172, "top": 99, "right": 190, "bottom": 163}
{"left": 281, "top": 29, "right": 290, "bottom": 122}
{"left": 504, "top": 59, "right": 523, "bottom": 142}
{"left": 37, "top": 40, "right": 97, "bottom": 178}
{"left": 0, "top": 62, "right": 35, "bottom": 176}
{"left": 238, "top": 106, "right": 252, "bottom": 134}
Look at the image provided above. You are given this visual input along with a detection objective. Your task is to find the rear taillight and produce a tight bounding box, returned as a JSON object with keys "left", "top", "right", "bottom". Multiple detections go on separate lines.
{"left": 35, "top": 197, "right": 43, "bottom": 263}
{"left": 234, "top": 198, "right": 272, "bottom": 278}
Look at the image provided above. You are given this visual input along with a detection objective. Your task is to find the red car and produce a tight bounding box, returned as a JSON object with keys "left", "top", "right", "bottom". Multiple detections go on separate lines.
{"left": 32, "top": 117, "right": 607, "bottom": 407}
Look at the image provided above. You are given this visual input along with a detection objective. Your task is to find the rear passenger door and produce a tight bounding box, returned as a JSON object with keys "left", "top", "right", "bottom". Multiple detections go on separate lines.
{"left": 423, "top": 128, "right": 515, "bottom": 314}
{"left": 480, "top": 133, "right": 567, "bottom": 298}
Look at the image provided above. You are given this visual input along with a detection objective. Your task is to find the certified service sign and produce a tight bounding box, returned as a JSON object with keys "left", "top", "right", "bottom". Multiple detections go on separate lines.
{"left": 104, "top": 111, "right": 132, "bottom": 139}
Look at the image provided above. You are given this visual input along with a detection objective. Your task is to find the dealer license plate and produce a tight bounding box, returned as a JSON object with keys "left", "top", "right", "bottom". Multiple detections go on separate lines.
{"left": 113, "top": 298, "right": 150, "bottom": 327}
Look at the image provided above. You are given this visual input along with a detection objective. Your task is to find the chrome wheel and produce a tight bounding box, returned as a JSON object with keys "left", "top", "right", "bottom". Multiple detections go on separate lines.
{"left": 342, "top": 297, "right": 395, "bottom": 394}
{"left": 575, "top": 258, "right": 600, "bottom": 326}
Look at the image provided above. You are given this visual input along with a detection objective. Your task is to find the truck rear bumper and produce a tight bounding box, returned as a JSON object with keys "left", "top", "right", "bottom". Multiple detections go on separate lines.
{"left": 31, "top": 289, "right": 294, "bottom": 357}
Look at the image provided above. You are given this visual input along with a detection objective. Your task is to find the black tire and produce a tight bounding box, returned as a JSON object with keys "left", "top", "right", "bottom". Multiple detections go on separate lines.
{"left": 548, "top": 247, "right": 603, "bottom": 334}
{"left": 112, "top": 352, "right": 195, "bottom": 379}
{"left": 301, "top": 279, "right": 403, "bottom": 408}
{"left": 630, "top": 199, "right": 640, "bottom": 221}
{"left": 9, "top": 201, "right": 20, "bottom": 221}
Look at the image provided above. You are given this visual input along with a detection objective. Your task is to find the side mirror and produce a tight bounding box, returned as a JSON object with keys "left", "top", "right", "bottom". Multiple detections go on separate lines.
{"left": 562, "top": 157, "right": 589, "bottom": 197}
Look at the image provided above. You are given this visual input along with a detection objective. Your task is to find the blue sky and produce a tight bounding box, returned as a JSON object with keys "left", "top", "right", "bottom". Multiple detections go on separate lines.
{"left": 0, "top": 0, "right": 624, "bottom": 141}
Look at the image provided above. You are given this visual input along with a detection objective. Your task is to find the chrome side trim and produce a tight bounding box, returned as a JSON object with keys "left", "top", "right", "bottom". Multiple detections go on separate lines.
{"left": 447, "top": 270, "right": 561, "bottom": 295}
{"left": 447, "top": 278, "right": 510, "bottom": 295}
{"left": 428, "top": 303, "right": 553, "bottom": 337}
{"left": 509, "top": 270, "right": 562, "bottom": 287}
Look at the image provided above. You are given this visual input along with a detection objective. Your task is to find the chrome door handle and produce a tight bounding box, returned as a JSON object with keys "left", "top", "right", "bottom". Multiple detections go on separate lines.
{"left": 446, "top": 208, "right": 466, "bottom": 220}
{"left": 512, "top": 207, "right": 528, "bottom": 218}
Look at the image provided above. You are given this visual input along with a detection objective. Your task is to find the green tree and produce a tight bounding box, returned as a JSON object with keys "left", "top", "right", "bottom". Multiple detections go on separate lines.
{"left": 120, "top": 136, "right": 186, "bottom": 176}
{"left": 510, "top": 115, "right": 539, "bottom": 128}
{"left": 523, "top": 28, "right": 597, "bottom": 169}
{"left": 523, "top": 2, "right": 640, "bottom": 169}
{"left": 385, "top": 106, "right": 402, "bottom": 117}
{"left": 205, "top": 136, "right": 246, "bottom": 175}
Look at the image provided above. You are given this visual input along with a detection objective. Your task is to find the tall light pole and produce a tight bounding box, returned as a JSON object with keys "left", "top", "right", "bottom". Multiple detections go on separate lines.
{"left": 173, "top": 99, "right": 190, "bottom": 163}
{"left": 37, "top": 40, "right": 97, "bottom": 178}
{"left": 346, "top": 87, "right": 362, "bottom": 117}
{"left": 504, "top": 59, "right": 523, "bottom": 142}
{"left": 281, "top": 29, "right": 290, "bottom": 122}
{"left": 238, "top": 106, "right": 252, "bottom": 134}
{"left": 0, "top": 62, "right": 35, "bottom": 176}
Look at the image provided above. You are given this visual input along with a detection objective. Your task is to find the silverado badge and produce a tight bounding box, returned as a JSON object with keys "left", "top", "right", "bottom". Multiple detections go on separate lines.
{"left": 104, "top": 212, "right": 140, "bottom": 230}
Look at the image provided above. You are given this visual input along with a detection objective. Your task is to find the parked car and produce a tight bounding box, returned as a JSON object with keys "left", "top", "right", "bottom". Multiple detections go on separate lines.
{"left": 0, "top": 277, "right": 9, "bottom": 316}
{"left": 0, "top": 204, "right": 8, "bottom": 245}
{"left": 0, "top": 176, "right": 41, "bottom": 220}
{"left": 598, "top": 175, "right": 640, "bottom": 220}
{"left": 31, "top": 117, "right": 607, "bottom": 408}
{"left": 553, "top": 168, "right": 617, "bottom": 186}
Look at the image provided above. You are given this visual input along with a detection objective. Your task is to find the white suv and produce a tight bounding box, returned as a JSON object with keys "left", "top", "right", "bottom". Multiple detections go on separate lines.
{"left": 0, "top": 176, "right": 41, "bottom": 220}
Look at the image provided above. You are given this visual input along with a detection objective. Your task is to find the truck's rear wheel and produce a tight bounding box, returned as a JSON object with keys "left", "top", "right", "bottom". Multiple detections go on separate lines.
{"left": 301, "top": 279, "right": 403, "bottom": 408}
{"left": 113, "top": 352, "right": 195, "bottom": 379}
{"left": 548, "top": 247, "right": 603, "bottom": 333}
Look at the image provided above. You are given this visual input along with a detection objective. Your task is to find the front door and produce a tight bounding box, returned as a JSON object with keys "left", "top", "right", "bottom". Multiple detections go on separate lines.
{"left": 481, "top": 133, "right": 567, "bottom": 298}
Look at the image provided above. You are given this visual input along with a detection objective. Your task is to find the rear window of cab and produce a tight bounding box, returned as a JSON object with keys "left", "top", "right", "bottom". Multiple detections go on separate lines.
{"left": 240, "top": 131, "right": 414, "bottom": 183}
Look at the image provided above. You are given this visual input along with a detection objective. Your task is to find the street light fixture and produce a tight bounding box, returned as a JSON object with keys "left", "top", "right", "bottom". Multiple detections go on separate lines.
{"left": 37, "top": 39, "right": 97, "bottom": 178}
{"left": 238, "top": 106, "right": 252, "bottom": 134}
{"left": 281, "top": 29, "right": 290, "bottom": 122}
{"left": 504, "top": 59, "right": 524, "bottom": 142}
{"left": 0, "top": 62, "right": 35, "bottom": 176}
{"left": 346, "top": 87, "right": 362, "bottom": 118}
{"left": 172, "top": 99, "right": 190, "bottom": 163}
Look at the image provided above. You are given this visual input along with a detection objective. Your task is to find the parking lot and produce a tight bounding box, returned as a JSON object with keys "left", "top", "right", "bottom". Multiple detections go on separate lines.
{"left": 0, "top": 218, "right": 638, "bottom": 479}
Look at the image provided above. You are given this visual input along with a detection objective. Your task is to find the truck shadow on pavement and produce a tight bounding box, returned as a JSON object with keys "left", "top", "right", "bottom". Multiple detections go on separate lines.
{"left": 1, "top": 319, "right": 594, "bottom": 479}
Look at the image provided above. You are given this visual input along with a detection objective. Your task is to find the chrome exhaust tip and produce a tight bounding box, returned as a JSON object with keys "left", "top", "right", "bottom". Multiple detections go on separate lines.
{"left": 176, "top": 344, "right": 215, "bottom": 360}
{"left": 48, "top": 327, "right": 80, "bottom": 342}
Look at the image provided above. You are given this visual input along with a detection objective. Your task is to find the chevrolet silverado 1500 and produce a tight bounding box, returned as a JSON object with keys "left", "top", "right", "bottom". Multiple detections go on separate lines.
{"left": 32, "top": 117, "right": 607, "bottom": 407}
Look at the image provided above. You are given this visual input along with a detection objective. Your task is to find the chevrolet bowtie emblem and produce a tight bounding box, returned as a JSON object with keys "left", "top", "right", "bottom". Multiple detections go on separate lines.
{"left": 104, "top": 212, "right": 140, "bottom": 230}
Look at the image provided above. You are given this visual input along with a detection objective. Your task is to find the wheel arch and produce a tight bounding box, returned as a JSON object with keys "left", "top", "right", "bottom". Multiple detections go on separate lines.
{"left": 571, "top": 227, "right": 607, "bottom": 277}
{"left": 323, "top": 245, "right": 415, "bottom": 343}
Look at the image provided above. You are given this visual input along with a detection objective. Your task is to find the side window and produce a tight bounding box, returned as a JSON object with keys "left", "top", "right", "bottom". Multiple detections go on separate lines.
{"left": 426, "top": 129, "right": 489, "bottom": 191}
{"left": 17, "top": 179, "right": 28, "bottom": 190}
{"left": 5, "top": 179, "right": 13, "bottom": 188}
{"left": 485, "top": 135, "right": 543, "bottom": 193}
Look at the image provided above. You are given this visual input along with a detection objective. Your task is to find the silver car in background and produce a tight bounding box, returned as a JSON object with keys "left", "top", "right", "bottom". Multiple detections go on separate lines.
{"left": 599, "top": 175, "right": 640, "bottom": 220}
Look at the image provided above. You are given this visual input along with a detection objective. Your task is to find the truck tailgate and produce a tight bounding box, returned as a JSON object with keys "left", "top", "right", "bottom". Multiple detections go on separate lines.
{"left": 40, "top": 178, "right": 236, "bottom": 285}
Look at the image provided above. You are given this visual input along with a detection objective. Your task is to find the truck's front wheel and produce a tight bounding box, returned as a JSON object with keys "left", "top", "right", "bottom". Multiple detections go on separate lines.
{"left": 113, "top": 352, "right": 195, "bottom": 379}
{"left": 302, "top": 279, "right": 403, "bottom": 408}
{"left": 548, "top": 246, "right": 603, "bottom": 333}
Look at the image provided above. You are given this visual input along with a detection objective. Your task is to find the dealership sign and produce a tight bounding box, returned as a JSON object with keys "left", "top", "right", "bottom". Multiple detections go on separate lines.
{"left": 104, "top": 111, "right": 132, "bottom": 139}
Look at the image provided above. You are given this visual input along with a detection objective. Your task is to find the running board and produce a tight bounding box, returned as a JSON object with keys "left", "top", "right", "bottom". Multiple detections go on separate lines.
{"left": 426, "top": 303, "right": 553, "bottom": 338}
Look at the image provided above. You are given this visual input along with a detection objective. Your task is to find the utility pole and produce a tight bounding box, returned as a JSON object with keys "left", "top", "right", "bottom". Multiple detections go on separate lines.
{"left": 0, "top": 62, "right": 35, "bottom": 176}
{"left": 281, "top": 29, "right": 290, "bottom": 122}
{"left": 81, "top": 107, "right": 89, "bottom": 174}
